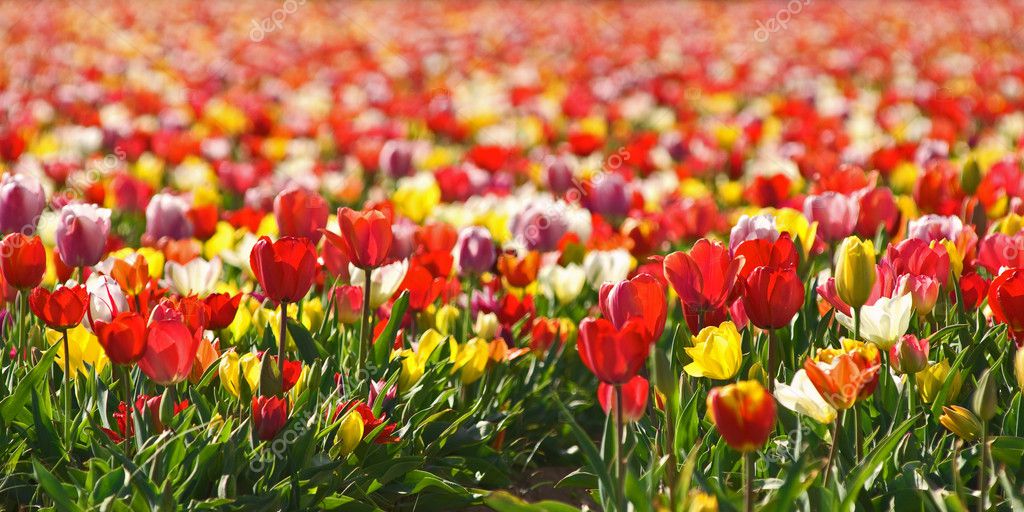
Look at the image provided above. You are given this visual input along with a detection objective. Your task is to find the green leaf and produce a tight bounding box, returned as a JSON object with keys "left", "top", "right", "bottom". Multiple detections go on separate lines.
{"left": 552, "top": 397, "right": 615, "bottom": 499}
{"left": 1, "top": 344, "right": 60, "bottom": 423}
{"left": 373, "top": 291, "right": 409, "bottom": 368}
{"left": 33, "top": 458, "right": 83, "bottom": 512}
{"left": 483, "top": 491, "right": 581, "bottom": 512}
{"left": 839, "top": 414, "right": 920, "bottom": 510}
{"left": 287, "top": 318, "right": 322, "bottom": 364}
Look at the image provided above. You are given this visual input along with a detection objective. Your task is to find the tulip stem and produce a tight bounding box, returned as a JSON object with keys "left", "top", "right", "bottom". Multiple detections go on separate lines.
{"left": 907, "top": 373, "right": 917, "bottom": 415}
{"left": 743, "top": 451, "right": 754, "bottom": 512}
{"left": 853, "top": 307, "right": 861, "bottom": 340}
{"left": 767, "top": 329, "right": 778, "bottom": 392}
{"left": 61, "top": 328, "right": 71, "bottom": 448}
{"left": 279, "top": 301, "right": 288, "bottom": 389}
{"left": 614, "top": 384, "right": 626, "bottom": 512}
{"left": 978, "top": 422, "right": 989, "bottom": 512}
{"left": 823, "top": 410, "right": 843, "bottom": 486}
{"left": 358, "top": 269, "right": 373, "bottom": 377}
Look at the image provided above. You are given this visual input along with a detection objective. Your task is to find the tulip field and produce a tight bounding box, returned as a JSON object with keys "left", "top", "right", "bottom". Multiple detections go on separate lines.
{"left": 6, "top": 0, "right": 1024, "bottom": 510}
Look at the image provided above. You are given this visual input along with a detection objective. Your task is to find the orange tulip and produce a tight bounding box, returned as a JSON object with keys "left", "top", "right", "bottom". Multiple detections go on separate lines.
{"left": 803, "top": 340, "right": 881, "bottom": 410}
{"left": 497, "top": 251, "right": 540, "bottom": 288}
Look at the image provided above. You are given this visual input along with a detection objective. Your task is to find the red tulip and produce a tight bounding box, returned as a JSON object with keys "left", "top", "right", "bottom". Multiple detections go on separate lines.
{"left": 93, "top": 312, "right": 148, "bottom": 365}
{"left": 854, "top": 187, "right": 901, "bottom": 238}
{"left": 274, "top": 186, "right": 329, "bottom": 243}
{"left": 28, "top": 285, "right": 89, "bottom": 330}
{"left": 664, "top": 239, "right": 742, "bottom": 328}
{"left": 249, "top": 236, "right": 318, "bottom": 304}
{"left": 598, "top": 273, "right": 667, "bottom": 343}
{"left": 0, "top": 233, "right": 45, "bottom": 290}
{"left": 706, "top": 380, "right": 776, "bottom": 452}
{"left": 399, "top": 264, "right": 445, "bottom": 312}
{"left": 204, "top": 292, "right": 243, "bottom": 330}
{"left": 577, "top": 318, "right": 651, "bottom": 385}
{"left": 989, "top": 268, "right": 1024, "bottom": 344}
{"left": 331, "top": 285, "right": 363, "bottom": 324}
{"left": 529, "top": 317, "right": 568, "bottom": 352}
{"left": 883, "top": 239, "right": 950, "bottom": 287}
{"left": 138, "top": 319, "right": 202, "bottom": 386}
{"left": 150, "top": 296, "right": 209, "bottom": 334}
{"left": 955, "top": 272, "right": 989, "bottom": 311}
{"left": 323, "top": 207, "right": 393, "bottom": 269}
{"left": 252, "top": 396, "right": 289, "bottom": 441}
{"left": 733, "top": 233, "right": 799, "bottom": 280}
{"left": 742, "top": 266, "right": 805, "bottom": 330}
{"left": 187, "top": 204, "right": 219, "bottom": 242}
{"left": 598, "top": 375, "right": 649, "bottom": 422}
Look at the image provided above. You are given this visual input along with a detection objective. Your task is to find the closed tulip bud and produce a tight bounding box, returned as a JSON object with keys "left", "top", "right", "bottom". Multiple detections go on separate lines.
{"left": 0, "top": 234, "right": 45, "bottom": 290}
{"left": 597, "top": 376, "right": 649, "bottom": 422}
{"left": 454, "top": 226, "right": 497, "bottom": 275}
{"left": 706, "top": 380, "right": 776, "bottom": 452}
{"left": 890, "top": 335, "right": 929, "bottom": 375}
{"left": 330, "top": 285, "right": 363, "bottom": 325}
{"left": 896, "top": 274, "right": 939, "bottom": 317}
{"left": 960, "top": 158, "right": 981, "bottom": 195}
{"left": 433, "top": 303, "right": 460, "bottom": 335}
{"left": 939, "top": 405, "right": 983, "bottom": 442}
{"left": 598, "top": 273, "right": 668, "bottom": 343}
{"left": 332, "top": 410, "right": 364, "bottom": 458}
{"left": 834, "top": 236, "right": 876, "bottom": 310}
{"left": 139, "top": 319, "right": 202, "bottom": 387}
{"left": 145, "top": 193, "right": 194, "bottom": 241}
{"left": 541, "top": 263, "right": 586, "bottom": 304}
{"left": 1016, "top": 347, "right": 1024, "bottom": 392}
{"left": 56, "top": 203, "right": 112, "bottom": 268}
{"left": 93, "top": 311, "right": 148, "bottom": 365}
{"left": 252, "top": 396, "right": 289, "bottom": 441}
{"left": 972, "top": 369, "right": 998, "bottom": 422}
{"left": 0, "top": 173, "right": 46, "bottom": 235}
{"left": 651, "top": 348, "right": 676, "bottom": 401}
{"left": 473, "top": 312, "right": 500, "bottom": 340}
{"left": 577, "top": 317, "right": 652, "bottom": 384}
{"left": 274, "top": 186, "right": 329, "bottom": 243}
{"left": 917, "top": 359, "right": 962, "bottom": 404}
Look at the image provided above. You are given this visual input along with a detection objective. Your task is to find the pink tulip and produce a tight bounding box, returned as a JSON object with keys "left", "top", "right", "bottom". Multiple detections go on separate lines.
{"left": 56, "top": 203, "right": 112, "bottom": 268}
{"left": 804, "top": 192, "right": 859, "bottom": 243}
{"left": 139, "top": 319, "right": 202, "bottom": 386}
{"left": 0, "top": 174, "right": 46, "bottom": 235}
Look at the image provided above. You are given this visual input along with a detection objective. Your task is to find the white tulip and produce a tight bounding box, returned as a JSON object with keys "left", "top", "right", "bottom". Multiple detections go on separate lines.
{"left": 349, "top": 259, "right": 409, "bottom": 309}
{"left": 583, "top": 249, "right": 631, "bottom": 288}
{"left": 836, "top": 293, "right": 913, "bottom": 350}
{"left": 775, "top": 369, "right": 837, "bottom": 424}
{"left": 163, "top": 257, "right": 222, "bottom": 297}
{"left": 540, "top": 263, "right": 587, "bottom": 304}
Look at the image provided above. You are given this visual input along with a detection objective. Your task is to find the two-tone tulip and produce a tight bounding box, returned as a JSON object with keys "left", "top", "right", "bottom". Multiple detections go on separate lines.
{"left": 706, "top": 380, "right": 776, "bottom": 452}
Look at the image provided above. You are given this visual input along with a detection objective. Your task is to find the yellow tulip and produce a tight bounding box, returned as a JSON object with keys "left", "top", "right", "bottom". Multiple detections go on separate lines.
{"left": 473, "top": 312, "right": 500, "bottom": 340}
{"left": 939, "top": 405, "right": 983, "bottom": 442}
{"left": 433, "top": 304, "right": 461, "bottom": 336}
{"left": 835, "top": 236, "right": 876, "bottom": 309}
{"left": 449, "top": 337, "right": 491, "bottom": 384}
{"left": 996, "top": 213, "right": 1024, "bottom": 236}
{"left": 332, "top": 410, "right": 364, "bottom": 458}
{"left": 397, "top": 329, "right": 445, "bottom": 392}
{"left": 393, "top": 174, "right": 441, "bottom": 223}
{"left": 773, "top": 208, "right": 818, "bottom": 256}
{"left": 917, "top": 359, "right": 962, "bottom": 404}
{"left": 47, "top": 325, "right": 108, "bottom": 379}
{"left": 934, "top": 239, "right": 962, "bottom": 284}
{"left": 684, "top": 321, "right": 742, "bottom": 380}
{"left": 219, "top": 351, "right": 262, "bottom": 398}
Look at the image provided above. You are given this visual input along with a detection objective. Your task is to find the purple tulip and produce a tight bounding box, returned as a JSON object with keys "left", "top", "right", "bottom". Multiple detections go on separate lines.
{"left": 379, "top": 140, "right": 416, "bottom": 179}
{"left": 0, "top": 174, "right": 46, "bottom": 235}
{"left": 511, "top": 203, "right": 568, "bottom": 252}
{"left": 455, "top": 226, "right": 497, "bottom": 275}
{"left": 586, "top": 173, "right": 630, "bottom": 218}
{"left": 546, "top": 157, "right": 576, "bottom": 195}
{"left": 145, "top": 193, "right": 194, "bottom": 241}
{"left": 56, "top": 203, "right": 111, "bottom": 268}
